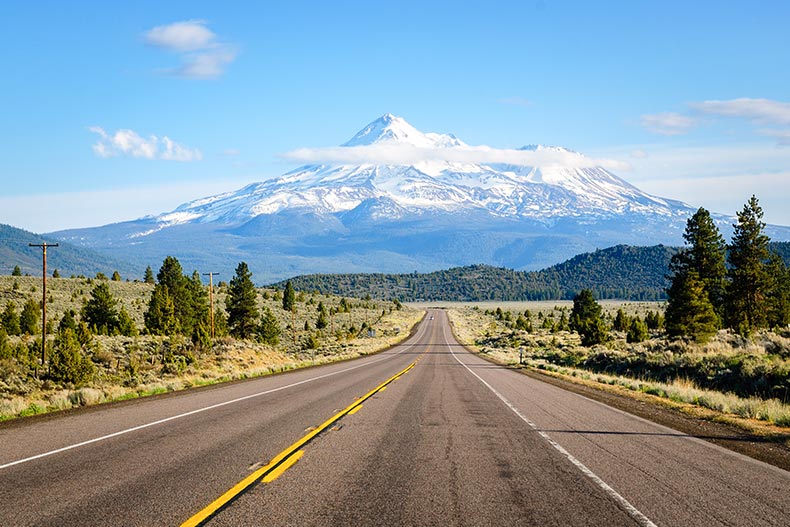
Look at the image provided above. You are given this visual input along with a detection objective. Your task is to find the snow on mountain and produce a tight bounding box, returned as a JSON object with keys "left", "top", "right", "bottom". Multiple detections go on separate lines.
{"left": 146, "top": 114, "right": 689, "bottom": 232}
{"left": 56, "top": 113, "right": 775, "bottom": 282}
{"left": 342, "top": 113, "right": 465, "bottom": 148}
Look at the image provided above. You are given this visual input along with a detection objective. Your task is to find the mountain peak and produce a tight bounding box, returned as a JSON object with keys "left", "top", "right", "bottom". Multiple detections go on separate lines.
{"left": 343, "top": 113, "right": 463, "bottom": 148}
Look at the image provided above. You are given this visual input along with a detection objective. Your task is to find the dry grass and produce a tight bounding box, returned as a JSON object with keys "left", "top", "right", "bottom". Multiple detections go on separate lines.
{"left": 447, "top": 306, "right": 790, "bottom": 428}
{"left": 0, "top": 275, "right": 425, "bottom": 421}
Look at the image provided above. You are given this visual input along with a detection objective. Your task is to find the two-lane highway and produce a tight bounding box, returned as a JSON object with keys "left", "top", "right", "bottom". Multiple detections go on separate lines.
{"left": 2, "top": 310, "right": 789, "bottom": 525}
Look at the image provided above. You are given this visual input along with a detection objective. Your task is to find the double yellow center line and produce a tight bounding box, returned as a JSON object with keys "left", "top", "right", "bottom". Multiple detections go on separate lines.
{"left": 181, "top": 359, "right": 418, "bottom": 527}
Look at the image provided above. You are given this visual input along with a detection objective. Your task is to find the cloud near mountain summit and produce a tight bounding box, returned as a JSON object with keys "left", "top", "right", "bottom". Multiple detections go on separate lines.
{"left": 281, "top": 143, "right": 631, "bottom": 171}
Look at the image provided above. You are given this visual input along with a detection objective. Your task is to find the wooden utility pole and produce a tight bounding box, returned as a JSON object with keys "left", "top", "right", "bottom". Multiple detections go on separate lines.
{"left": 202, "top": 272, "right": 219, "bottom": 338}
{"left": 29, "top": 242, "right": 58, "bottom": 365}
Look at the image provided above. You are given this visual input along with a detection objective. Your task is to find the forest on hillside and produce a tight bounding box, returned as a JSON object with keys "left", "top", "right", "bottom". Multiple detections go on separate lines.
{"left": 280, "top": 242, "right": 790, "bottom": 302}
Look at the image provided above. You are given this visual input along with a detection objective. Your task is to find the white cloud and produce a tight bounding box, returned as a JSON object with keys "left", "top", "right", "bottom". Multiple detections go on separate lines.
{"left": 143, "top": 20, "right": 237, "bottom": 79}
{"left": 641, "top": 98, "right": 790, "bottom": 145}
{"left": 144, "top": 19, "right": 216, "bottom": 51}
{"left": 590, "top": 142, "right": 790, "bottom": 224}
{"left": 639, "top": 112, "right": 698, "bottom": 135}
{"left": 689, "top": 98, "right": 790, "bottom": 126}
{"left": 175, "top": 47, "right": 238, "bottom": 79}
{"left": 281, "top": 143, "right": 630, "bottom": 171}
{"left": 90, "top": 126, "right": 202, "bottom": 162}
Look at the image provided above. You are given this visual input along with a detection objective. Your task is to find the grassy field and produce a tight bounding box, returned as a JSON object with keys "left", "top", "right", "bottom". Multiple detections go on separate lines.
{"left": 0, "top": 275, "right": 424, "bottom": 420}
{"left": 447, "top": 303, "right": 790, "bottom": 430}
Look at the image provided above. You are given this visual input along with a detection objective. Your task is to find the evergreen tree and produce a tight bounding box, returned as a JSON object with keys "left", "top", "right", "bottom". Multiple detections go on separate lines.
{"left": 613, "top": 308, "right": 630, "bottom": 332}
{"left": 52, "top": 269, "right": 60, "bottom": 278}
{"left": 681, "top": 208, "right": 727, "bottom": 314}
{"left": 283, "top": 281, "right": 295, "bottom": 312}
{"left": 315, "top": 301, "right": 328, "bottom": 330}
{"left": 192, "top": 320, "right": 211, "bottom": 349}
{"left": 569, "top": 290, "right": 608, "bottom": 346}
{"left": 81, "top": 282, "right": 120, "bottom": 335}
{"left": 58, "top": 309, "right": 78, "bottom": 334}
{"left": 144, "top": 265, "right": 155, "bottom": 284}
{"left": 665, "top": 271, "right": 719, "bottom": 343}
{"left": 111, "top": 270, "right": 121, "bottom": 281}
{"left": 156, "top": 256, "right": 194, "bottom": 335}
{"left": 766, "top": 252, "right": 790, "bottom": 328}
{"left": 213, "top": 307, "right": 229, "bottom": 337}
{"left": 665, "top": 208, "right": 727, "bottom": 336}
{"left": 0, "top": 327, "right": 8, "bottom": 360}
{"left": 50, "top": 328, "right": 95, "bottom": 386}
{"left": 645, "top": 310, "right": 663, "bottom": 331}
{"left": 726, "top": 196, "right": 771, "bottom": 335}
{"left": 187, "top": 270, "right": 210, "bottom": 335}
{"left": 258, "top": 307, "right": 281, "bottom": 345}
{"left": 226, "top": 262, "right": 259, "bottom": 339}
{"left": 626, "top": 316, "right": 649, "bottom": 343}
{"left": 144, "top": 285, "right": 178, "bottom": 335}
{"left": 117, "top": 307, "right": 138, "bottom": 337}
{"left": 2, "top": 302, "right": 21, "bottom": 335}
{"left": 12, "top": 265, "right": 22, "bottom": 276}
{"left": 20, "top": 298, "right": 40, "bottom": 335}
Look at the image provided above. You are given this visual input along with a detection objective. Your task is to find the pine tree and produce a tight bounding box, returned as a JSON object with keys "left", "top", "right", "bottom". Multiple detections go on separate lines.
{"left": 144, "top": 285, "right": 178, "bottom": 335}
{"left": 50, "top": 328, "right": 95, "bottom": 386}
{"left": 187, "top": 270, "right": 210, "bottom": 336}
{"left": 156, "top": 256, "right": 194, "bottom": 335}
{"left": 2, "top": 302, "right": 21, "bottom": 335}
{"left": 626, "top": 316, "right": 649, "bottom": 343}
{"left": 58, "top": 309, "right": 78, "bottom": 334}
{"left": 226, "top": 262, "right": 259, "bottom": 339}
{"left": 283, "top": 281, "right": 295, "bottom": 312}
{"left": 20, "top": 298, "right": 40, "bottom": 335}
{"left": 111, "top": 271, "right": 121, "bottom": 281}
{"left": 213, "top": 307, "right": 229, "bottom": 337}
{"left": 258, "top": 307, "right": 281, "bottom": 345}
{"left": 681, "top": 208, "right": 727, "bottom": 314}
{"left": 665, "top": 208, "right": 727, "bottom": 336}
{"left": 117, "top": 307, "right": 138, "bottom": 337}
{"left": 766, "top": 252, "right": 790, "bottom": 328}
{"left": 665, "top": 270, "right": 719, "bottom": 343}
{"left": 569, "top": 290, "right": 608, "bottom": 346}
{"left": 613, "top": 308, "right": 630, "bottom": 332}
{"left": 727, "top": 196, "right": 771, "bottom": 335}
{"left": 12, "top": 265, "right": 22, "bottom": 276}
{"left": 144, "top": 266, "right": 155, "bottom": 284}
{"left": 81, "top": 282, "right": 120, "bottom": 335}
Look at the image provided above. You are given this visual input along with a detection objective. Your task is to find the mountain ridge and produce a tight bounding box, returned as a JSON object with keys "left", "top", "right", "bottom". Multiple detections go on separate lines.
{"left": 48, "top": 114, "right": 790, "bottom": 282}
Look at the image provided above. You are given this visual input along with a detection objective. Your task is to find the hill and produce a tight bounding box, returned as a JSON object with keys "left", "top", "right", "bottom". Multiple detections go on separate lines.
{"left": 0, "top": 223, "right": 140, "bottom": 278}
{"left": 276, "top": 245, "right": 677, "bottom": 301}
{"left": 278, "top": 242, "right": 790, "bottom": 302}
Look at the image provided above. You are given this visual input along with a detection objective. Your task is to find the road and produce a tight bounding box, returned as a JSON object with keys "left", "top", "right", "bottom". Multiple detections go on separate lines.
{"left": 1, "top": 310, "right": 789, "bottom": 526}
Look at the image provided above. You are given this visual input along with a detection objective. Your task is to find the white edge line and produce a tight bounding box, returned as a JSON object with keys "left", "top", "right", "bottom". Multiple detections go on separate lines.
{"left": 443, "top": 325, "right": 658, "bottom": 527}
{"left": 0, "top": 336, "right": 421, "bottom": 470}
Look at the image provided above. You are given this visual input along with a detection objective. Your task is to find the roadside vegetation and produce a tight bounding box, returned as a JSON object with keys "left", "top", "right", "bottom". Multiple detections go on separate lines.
{"left": 0, "top": 259, "right": 422, "bottom": 421}
{"left": 449, "top": 196, "right": 790, "bottom": 430}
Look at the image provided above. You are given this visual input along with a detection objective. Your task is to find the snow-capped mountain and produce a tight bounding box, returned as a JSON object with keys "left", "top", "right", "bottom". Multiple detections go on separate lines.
{"left": 50, "top": 114, "right": 790, "bottom": 282}
{"left": 145, "top": 113, "right": 687, "bottom": 228}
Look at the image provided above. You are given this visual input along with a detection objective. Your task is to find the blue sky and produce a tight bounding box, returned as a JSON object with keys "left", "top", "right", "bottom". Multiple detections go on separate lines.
{"left": 2, "top": 0, "right": 790, "bottom": 232}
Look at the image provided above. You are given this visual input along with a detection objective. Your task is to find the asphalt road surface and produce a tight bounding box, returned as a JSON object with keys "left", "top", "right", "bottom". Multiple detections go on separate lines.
{"left": 2, "top": 310, "right": 789, "bottom": 526}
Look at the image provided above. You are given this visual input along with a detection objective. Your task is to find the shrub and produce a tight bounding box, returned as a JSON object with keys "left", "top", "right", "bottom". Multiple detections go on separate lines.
{"left": 50, "top": 329, "right": 95, "bottom": 386}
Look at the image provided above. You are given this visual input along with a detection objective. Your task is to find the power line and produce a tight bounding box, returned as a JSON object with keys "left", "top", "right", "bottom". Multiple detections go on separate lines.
{"left": 202, "top": 272, "right": 220, "bottom": 339}
{"left": 28, "top": 242, "right": 58, "bottom": 366}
